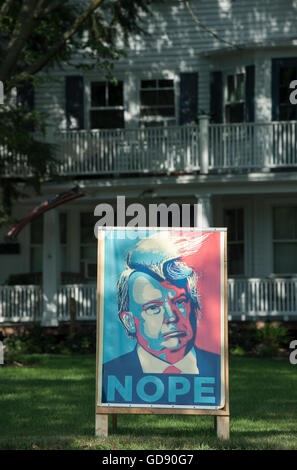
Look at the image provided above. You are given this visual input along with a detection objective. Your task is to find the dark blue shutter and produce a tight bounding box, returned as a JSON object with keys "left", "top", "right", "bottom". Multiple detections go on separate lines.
{"left": 179, "top": 72, "right": 198, "bottom": 124}
{"left": 271, "top": 59, "right": 280, "bottom": 121}
{"left": 245, "top": 65, "right": 255, "bottom": 122}
{"left": 210, "top": 71, "right": 223, "bottom": 123}
{"left": 65, "top": 76, "right": 84, "bottom": 129}
{"left": 17, "top": 81, "right": 34, "bottom": 109}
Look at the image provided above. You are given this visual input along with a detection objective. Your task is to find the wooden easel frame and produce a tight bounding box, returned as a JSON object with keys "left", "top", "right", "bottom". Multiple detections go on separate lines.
{"left": 95, "top": 228, "right": 229, "bottom": 440}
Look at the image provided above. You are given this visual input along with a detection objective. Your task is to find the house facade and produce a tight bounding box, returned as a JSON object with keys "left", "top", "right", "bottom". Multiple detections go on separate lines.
{"left": 1, "top": 0, "right": 297, "bottom": 325}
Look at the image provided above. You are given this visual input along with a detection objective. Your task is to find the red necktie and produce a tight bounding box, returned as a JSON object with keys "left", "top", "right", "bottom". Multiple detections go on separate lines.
{"left": 163, "top": 365, "right": 181, "bottom": 374}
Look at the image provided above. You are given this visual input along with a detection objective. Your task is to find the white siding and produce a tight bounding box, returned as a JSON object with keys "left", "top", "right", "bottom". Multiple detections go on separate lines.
{"left": 34, "top": 0, "right": 297, "bottom": 127}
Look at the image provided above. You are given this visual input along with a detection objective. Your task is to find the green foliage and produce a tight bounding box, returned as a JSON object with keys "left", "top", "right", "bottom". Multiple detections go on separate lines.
{"left": 229, "top": 322, "right": 291, "bottom": 357}
{"left": 3, "top": 325, "right": 96, "bottom": 363}
{"left": 254, "top": 322, "right": 290, "bottom": 357}
{"left": 0, "top": 0, "right": 162, "bottom": 219}
{"left": 228, "top": 322, "right": 259, "bottom": 354}
{"left": 0, "top": 104, "right": 58, "bottom": 223}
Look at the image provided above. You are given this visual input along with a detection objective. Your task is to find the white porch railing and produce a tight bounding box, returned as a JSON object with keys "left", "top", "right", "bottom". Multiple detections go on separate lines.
{"left": 0, "top": 285, "right": 42, "bottom": 322}
{"left": 1, "top": 278, "right": 297, "bottom": 323}
{"left": 228, "top": 278, "right": 297, "bottom": 320}
{"left": 58, "top": 284, "right": 97, "bottom": 321}
{"left": 3, "top": 120, "right": 297, "bottom": 177}
{"left": 56, "top": 125, "right": 200, "bottom": 175}
{"left": 209, "top": 121, "right": 297, "bottom": 170}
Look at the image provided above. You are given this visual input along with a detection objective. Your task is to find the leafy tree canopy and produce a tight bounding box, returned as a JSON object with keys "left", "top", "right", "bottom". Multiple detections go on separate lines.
{"left": 0, "top": 0, "right": 161, "bottom": 224}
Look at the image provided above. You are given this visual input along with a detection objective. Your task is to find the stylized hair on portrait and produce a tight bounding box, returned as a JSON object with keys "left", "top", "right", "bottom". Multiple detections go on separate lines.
{"left": 117, "top": 232, "right": 209, "bottom": 338}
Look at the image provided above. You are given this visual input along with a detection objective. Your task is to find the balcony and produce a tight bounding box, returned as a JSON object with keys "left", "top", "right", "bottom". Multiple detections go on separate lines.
{"left": 56, "top": 125, "right": 200, "bottom": 176}
{"left": 2, "top": 120, "right": 297, "bottom": 177}
{"left": 1, "top": 278, "right": 297, "bottom": 323}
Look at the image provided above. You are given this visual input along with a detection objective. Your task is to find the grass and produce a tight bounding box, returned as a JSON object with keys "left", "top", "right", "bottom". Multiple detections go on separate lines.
{"left": 0, "top": 354, "right": 296, "bottom": 450}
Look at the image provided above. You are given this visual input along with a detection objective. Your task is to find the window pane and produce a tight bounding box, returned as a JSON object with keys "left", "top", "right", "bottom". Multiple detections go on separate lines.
{"left": 140, "top": 106, "right": 175, "bottom": 117}
{"left": 91, "top": 82, "right": 106, "bottom": 107}
{"left": 273, "top": 207, "right": 297, "bottom": 239}
{"left": 108, "top": 81, "right": 123, "bottom": 106}
{"left": 141, "top": 80, "right": 157, "bottom": 88}
{"left": 158, "top": 89, "right": 174, "bottom": 106}
{"left": 237, "top": 208, "right": 244, "bottom": 240}
{"left": 142, "top": 120, "right": 166, "bottom": 127}
{"left": 226, "top": 103, "right": 244, "bottom": 123}
{"left": 279, "top": 104, "right": 296, "bottom": 121}
{"left": 224, "top": 209, "right": 242, "bottom": 241}
{"left": 140, "top": 90, "right": 158, "bottom": 106}
{"left": 228, "top": 244, "right": 244, "bottom": 275}
{"left": 159, "top": 79, "right": 173, "bottom": 88}
{"left": 227, "top": 75, "right": 235, "bottom": 102}
{"left": 279, "top": 86, "right": 290, "bottom": 104}
{"left": 90, "top": 109, "right": 124, "bottom": 129}
{"left": 80, "top": 213, "right": 95, "bottom": 243}
{"left": 87, "top": 263, "right": 97, "bottom": 278}
{"left": 30, "top": 215, "right": 43, "bottom": 244}
{"left": 280, "top": 67, "right": 296, "bottom": 86}
{"left": 274, "top": 242, "right": 297, "bottom": 273}
{"left": 224, "top": 209, "right": 237, "bottom": 241}
{"left": 236, "top": 73, "right": 245, "bottom": 101}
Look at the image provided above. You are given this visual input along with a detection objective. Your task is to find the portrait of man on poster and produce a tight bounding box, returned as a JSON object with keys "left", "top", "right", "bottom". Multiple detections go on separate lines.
{"left": 101, "top": 232, "right": 221, "bottom": 406}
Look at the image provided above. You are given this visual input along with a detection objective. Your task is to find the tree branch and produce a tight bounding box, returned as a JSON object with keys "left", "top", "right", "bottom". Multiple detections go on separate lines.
{"left": 38, "top": 0, "right": 70, "bottom": 18}
{"left": 0, "top": 0, "right": 39, "bottom": 82}
{"left": 20, "top": 0, "right": 103, "bottom": 79}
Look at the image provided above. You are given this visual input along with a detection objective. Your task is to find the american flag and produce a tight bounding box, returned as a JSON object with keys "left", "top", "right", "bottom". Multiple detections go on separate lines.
{"left": 7, "top": 186, "right": 84, "bottom": 239}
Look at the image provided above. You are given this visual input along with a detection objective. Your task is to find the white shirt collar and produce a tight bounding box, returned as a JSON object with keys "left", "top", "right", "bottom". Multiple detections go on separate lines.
{"left": 137, "top": 345, "right": 199, "bottom": 374}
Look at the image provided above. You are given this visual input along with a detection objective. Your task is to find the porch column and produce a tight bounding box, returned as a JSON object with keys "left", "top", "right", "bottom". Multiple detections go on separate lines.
{"left": 198, "top": 115, "right": 209, "bottom": 174}
{"left": 195, "top": 194, "right": 213, "bottom": 227}
{"left": 41, "top": 210, "right": 60, "bottom": 326}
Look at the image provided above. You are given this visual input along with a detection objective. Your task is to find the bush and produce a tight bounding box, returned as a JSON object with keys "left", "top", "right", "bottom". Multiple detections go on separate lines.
{"left": 2, "top": 325, "right": 96, "bottom": 364}
{"left": 228, "top": 323, "right": 258, "bottom": 355}
{"left": 229, "top": 321, "right": 291, "bottom": 357}
{"left": 254, "top": 322, "right": 289, "bottom": 357}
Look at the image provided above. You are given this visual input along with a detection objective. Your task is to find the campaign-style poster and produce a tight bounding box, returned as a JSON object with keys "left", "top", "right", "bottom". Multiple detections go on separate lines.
{"left": 96, "top": 228, "right": 227, "bottom": 411}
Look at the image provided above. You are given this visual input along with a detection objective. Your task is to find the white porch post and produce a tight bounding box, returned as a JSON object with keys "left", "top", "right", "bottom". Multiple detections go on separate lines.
{"left": 199, "top": 115, "right": 209, "bottom": 174}
{"left": 195, "top": 194, "right": 213, "bottom": 227}
{"left": 41, "top": 210, "right": 60, "bottom": 326}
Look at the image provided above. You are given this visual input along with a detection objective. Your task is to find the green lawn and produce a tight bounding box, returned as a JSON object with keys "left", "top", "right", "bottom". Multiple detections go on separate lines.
{"left": 0, "top": 354, "right": 296, "bottom": 450}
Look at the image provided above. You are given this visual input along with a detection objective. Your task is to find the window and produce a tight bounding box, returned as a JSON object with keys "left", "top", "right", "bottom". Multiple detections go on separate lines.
{"left": 272, "top": 58, "right": 297, "bottom": 120}
{"left": 223, "top": 208, "right": 244, "bottom": 275}
{"left": 30, "top": 213, "right": 67, "bottom": 273}
{"left": 90, "top": 81, "right": 124, "bottom": 129}
{"left": 225, "top": 73, "right": 245, "bottom": 123}
{"left": 140, "top": 79, "right": 175, "bottom": 127}
{"left": 273, "top": 207, "right": 297, "bottom": 274}
{"left": 80, "top": 213, "right": 97, "bottom": 279}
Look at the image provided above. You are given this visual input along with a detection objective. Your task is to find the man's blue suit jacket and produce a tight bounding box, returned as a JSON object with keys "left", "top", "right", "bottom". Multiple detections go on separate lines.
{"left": 102, "top": 347, "right": 222, "bottom": 407}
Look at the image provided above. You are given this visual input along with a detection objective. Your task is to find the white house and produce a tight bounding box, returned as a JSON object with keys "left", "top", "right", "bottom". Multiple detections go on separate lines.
{"left": 1, "top": 0, "right": 297, "bottom": 325}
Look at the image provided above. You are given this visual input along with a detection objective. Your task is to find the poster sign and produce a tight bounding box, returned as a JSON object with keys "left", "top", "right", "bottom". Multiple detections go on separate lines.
{"left": 96, "top": 228, "right": 228, "bottom": 414}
